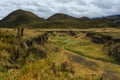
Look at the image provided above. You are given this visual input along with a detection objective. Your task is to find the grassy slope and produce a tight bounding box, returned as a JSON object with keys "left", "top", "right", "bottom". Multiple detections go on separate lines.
{"left": 50, "top": 33, "right": 115, "bottom": 63}
{"left": 23, "top": 19, "right": 118, "bottom": 29}
{"left": 0, "top": 29, "right": 120, "bottom": 80}
{"left": 0, "top": 9, "right": 45, "bottom": 28}
{"left": 49, "top": 31, "right": 120, "bottom": 80}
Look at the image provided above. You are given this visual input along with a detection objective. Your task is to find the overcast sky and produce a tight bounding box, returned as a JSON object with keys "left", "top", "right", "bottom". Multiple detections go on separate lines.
{"left": 0, "top": 0, "right": 120, "bottom": 19}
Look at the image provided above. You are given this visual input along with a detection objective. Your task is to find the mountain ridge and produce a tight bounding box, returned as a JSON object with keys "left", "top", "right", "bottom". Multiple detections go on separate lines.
{"left": 47, "top": 13, "right": 78, "bottom": 21}
{"left": 0, "top": 9, "right": 120, "bottom": 28}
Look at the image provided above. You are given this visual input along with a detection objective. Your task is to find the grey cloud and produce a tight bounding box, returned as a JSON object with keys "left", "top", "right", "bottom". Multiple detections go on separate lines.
{"left": 92, "top": 0, "right": 115, "bottom": 9}
{"left": 55, "top": 0, "right": 72, "bottom": 3}
{"left": 76, "top": 0, "right": 87, "bottom": 5}
{"left": 0, "top": 0, "right": 120, "bottom": 20}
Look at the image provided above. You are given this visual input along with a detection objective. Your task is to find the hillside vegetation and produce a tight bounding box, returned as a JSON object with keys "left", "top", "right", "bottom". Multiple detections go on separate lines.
{"left": 0, "top": 9, "right": 45, "bottom": 28}
{"left": 0, "top": 9, "right": 120, "bottom": 28}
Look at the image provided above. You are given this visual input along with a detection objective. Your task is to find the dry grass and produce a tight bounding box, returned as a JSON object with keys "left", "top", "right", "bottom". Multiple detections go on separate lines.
{"left": 0, "top": 28, "right": 120, "bottom": 80}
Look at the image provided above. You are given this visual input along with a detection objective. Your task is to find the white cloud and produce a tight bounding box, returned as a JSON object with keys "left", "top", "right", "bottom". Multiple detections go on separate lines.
{"left": 0, "top": 0, "right": 120, "bottom": 19}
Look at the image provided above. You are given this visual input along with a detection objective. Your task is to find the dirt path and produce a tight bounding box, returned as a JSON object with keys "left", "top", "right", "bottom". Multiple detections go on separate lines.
{"left": 63, "top": 50, "right": 120, "bottom": 80}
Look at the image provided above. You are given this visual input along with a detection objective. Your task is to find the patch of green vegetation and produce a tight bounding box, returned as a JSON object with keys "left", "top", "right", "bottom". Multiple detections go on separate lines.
{"left": 50, "top": 34, "right": 116, "bottom": 63}
{"left": 65, "top": 48, "right": 115, "bottom": 63}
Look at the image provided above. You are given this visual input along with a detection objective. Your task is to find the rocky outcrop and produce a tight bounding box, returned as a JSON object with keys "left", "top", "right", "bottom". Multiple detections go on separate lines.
{"left": 25, "top": 32, "right": 48, "bottom": 47}
{"left": 86, "top": 32, "right": 112, "bottom": 44}
{"left": 108, "top": 45, "right": 120, "bottom": 62}
{"left": 68, "top": 31, "right": 77, "bottom": 36}
{"left": 113, "top": 38, "right": 120, "bottom": 43}
{"left": 86, "top": 32, "right": 120, "bottom": 63}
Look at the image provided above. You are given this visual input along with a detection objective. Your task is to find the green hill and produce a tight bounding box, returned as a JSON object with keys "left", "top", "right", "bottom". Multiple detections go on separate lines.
{"left": 0, "top": 9, "right": 45, "bottom": 28}
{"left": 0, "top": 9, "right": 120, "bottom": 28}
{"left": 47, "top": 13, "right": 77, "bottom": 21}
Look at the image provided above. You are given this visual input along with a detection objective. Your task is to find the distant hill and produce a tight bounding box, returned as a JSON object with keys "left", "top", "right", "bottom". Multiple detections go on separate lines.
{"left": 0, "top": 9, "right": 120, "bottom": 28}
{"left": 78, "top": 17, "right": 90, "bottom": 21}
{"left": 105, "top": 15, "right": 120, "bottom": 23}
{"left": 0, "top": 9, "right": 45, "bottom": 28}
{"left": 47, "top": 13, "right": 77, "bottom": 21}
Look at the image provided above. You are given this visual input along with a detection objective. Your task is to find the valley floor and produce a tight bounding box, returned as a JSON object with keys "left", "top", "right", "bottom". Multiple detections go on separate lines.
{"left": 0, "top": 28, "right": 120, "bottom": 80}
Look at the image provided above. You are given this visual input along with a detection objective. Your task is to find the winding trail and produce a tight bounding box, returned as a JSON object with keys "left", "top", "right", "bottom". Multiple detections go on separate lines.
{"left": 63, "top": 49, "right": 120, "bottom": 80}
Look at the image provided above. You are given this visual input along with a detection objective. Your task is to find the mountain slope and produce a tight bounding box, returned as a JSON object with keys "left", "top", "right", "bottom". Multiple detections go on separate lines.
{"left": 0, "top": 9, "right": 45, "bottom": 27}
{"left": 47, "top": 13, "right": 77, "bottom": 21}
{"left": 0, "top": 9, "right": 120, "bottom": 28}
{"left": 105, "top": 15, "right": 120, "bottom": 24}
